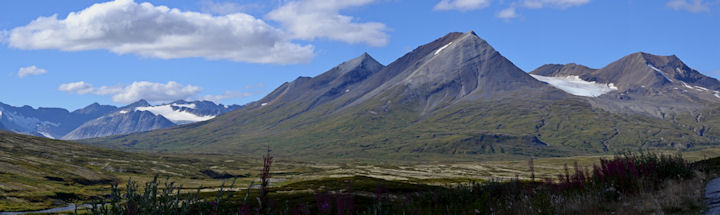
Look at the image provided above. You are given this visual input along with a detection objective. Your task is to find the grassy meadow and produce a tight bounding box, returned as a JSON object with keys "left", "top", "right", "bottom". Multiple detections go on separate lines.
{"left": 4, "top": 128, "right": 720, "bottom": 214}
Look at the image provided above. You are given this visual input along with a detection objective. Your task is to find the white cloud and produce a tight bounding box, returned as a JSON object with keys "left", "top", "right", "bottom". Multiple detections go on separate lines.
{"left": 112, "top": 81, "right": 201, "bottom": 103}
{"left": 496, "top": 7, "right": 519, "bottom": 19}
{"left": 433, "top": 0, "right": 491, "bottom": 11}
{"left": 59, "top": 81, "right": 96, "bottom": 94}
{"left": 667, "top": 0, "right": 712, "bottom": 13}
{"left": 59, "top": 81, "right": 202, "bottom": 104}
{"left": 8, "top": 0, "right": 313, "bottom": 64}
{"left": 266, "top": 0, "right": 389, "bottom": 47}
{"left": 200, "top": 91, "right": 255, "bottom": 103}
{"left": 521, "top": 0, "right": 590, "bottom": 9}
{"left": 17, "top": 65, "right": 47, "bottom": 78}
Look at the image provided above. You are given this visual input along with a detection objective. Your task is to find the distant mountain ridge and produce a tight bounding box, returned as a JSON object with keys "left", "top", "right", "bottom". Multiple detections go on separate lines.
{"left": 0, "top": 102, "right": 116, "bottom": 138}
{"left": 0, "top": 100, "right": 241, "bottom": 140}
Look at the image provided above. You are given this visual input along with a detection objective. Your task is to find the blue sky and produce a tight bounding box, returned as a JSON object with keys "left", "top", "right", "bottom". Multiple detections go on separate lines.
{"left": 0, "top": 0, "right": 718, "bottom": 110}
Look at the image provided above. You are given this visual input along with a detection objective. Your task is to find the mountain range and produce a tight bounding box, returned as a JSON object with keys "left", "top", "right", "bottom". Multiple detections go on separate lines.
{"left": 0, "top": 100, "right": 240, "bottom": 140}
{"left": 37, "top": 31, "right": 720, "bottom": 161}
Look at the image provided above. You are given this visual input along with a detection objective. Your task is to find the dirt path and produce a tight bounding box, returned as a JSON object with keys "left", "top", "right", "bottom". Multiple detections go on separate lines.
{"left": 706, "top": 177, "right": 720, "bottom": 214}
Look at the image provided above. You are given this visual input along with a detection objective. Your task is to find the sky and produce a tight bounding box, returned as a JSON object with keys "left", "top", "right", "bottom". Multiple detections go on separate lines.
{"left": 0, "top": 0, "right": 718, "bottom": 110}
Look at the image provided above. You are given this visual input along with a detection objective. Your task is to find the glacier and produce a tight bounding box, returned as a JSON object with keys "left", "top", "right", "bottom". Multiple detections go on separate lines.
{"left": 530, "top": 75, "right": 618, "bottom": 97}
{"left": 136, "top": 105, "right": 214, "bottom": 124}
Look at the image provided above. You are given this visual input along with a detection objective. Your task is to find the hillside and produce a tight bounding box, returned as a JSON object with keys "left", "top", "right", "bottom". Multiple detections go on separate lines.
{"left": 0, "top": 131, "right": 264, "bottom": 211}
{"left": 85, "top": 31, "right": 720, "bottom": 162}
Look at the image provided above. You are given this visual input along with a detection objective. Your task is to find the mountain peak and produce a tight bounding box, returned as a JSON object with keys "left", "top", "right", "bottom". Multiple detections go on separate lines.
{"left": 76, "top": 102, "right": 102, "bottom": 110}
{"left": 123, "top": 99, "right": 151, "bottom": 109}
{"left": 340, "top": 52, "right": 383, "bottom": 72}
{"left": 72, "top": 102, "right": 118, "bottom": 115}
{"left": 623, "top": 52, "right": 684, "bottom": 67}
{"left": 433, "top": 31, "right": 494, "bottom": 58}
{"left": 135, "top": 99, "right": 150, "bottom": 106}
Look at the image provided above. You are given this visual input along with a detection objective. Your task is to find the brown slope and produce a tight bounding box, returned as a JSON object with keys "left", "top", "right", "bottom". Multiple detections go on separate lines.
{"left": 530, "top": 63, "right": 597, "bottom": 77}
{"left": 348, "top": 31, "right": 561, "bottom": 114}
{"left": 245, "top": 52, "right": 384, "bottom": 114}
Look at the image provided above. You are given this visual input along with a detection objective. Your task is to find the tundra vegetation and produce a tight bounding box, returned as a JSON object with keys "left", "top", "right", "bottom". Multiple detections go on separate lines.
{"left": 78, "top": 151, "right": 711, "bottom": 215}
{"left": 4, "top": 131, "right": 720, "bottom": 214}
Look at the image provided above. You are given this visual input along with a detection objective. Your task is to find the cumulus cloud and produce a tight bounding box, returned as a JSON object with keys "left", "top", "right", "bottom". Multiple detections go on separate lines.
{"left": 667, "top": 0, "right": 712, "bottom": 13}
{"left": 266, "top": 0, "right": 389, "bottom": 47}
{"left": 434, "top": 0, "right": 491, "bottom": 11}
{"left": 7, "top": 0, "right": 313, "bottom": 64}
{"left": 17, "top": 65, "right": 47, "bottom": 78}
{"left": 521, "top": 0, "right": 591, "bottom": 9}
{"left": 496, "top": 7, "right": 519, "bottom": 19}
{"left": 59, "top": 81, "right": 202, "bottom": 104}
{"left": 59, "top": 81, "right": 96, "bottom": 94}
{"left": 112, "top": 81, "right": 202, "bottom": 103}
{"left": 200, "top": 91, "right": 255, "bottom": 103}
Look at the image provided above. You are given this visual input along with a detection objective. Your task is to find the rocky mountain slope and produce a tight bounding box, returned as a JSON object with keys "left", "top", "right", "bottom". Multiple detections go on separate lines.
{"left": 530, "top": 52, "right": 720, "bottom": 117}
{"left": 86, "top": 31, "right": 720, "bottom": 161}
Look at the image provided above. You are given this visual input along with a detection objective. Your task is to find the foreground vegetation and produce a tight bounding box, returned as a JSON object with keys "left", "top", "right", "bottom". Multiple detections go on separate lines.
{"left": 74, "top": 152, "right": 710, "bottom": 214}
{"left": 6, "top": 131, "right": 720, "bottom": 213}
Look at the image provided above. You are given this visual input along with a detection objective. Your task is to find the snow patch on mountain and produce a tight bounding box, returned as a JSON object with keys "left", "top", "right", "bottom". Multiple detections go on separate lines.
{"left": 695, "top": 86, "right": 709, "bottom": 91}
{"left": 681, "top": 82, "right": 709, "bottom": 92}
{"left": 682, "top": 82, "right": 693, "bottom": 89}
{"left": 39, "top": 131, "right": 54, "bottom": 139}
{"left": 648, "top": 64, "right": 673, "bottom": 82}
{"left": 530, "top": 75, "right": 618, "bottom": 97}
{"left": 136, "top": 105, "right": 214, "bottom": 124}
{"left": 173, "top": 103, "right": 196, "bottom": 109}
{"left": 434, "top": 42, "right": 453, "bottom": 56}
